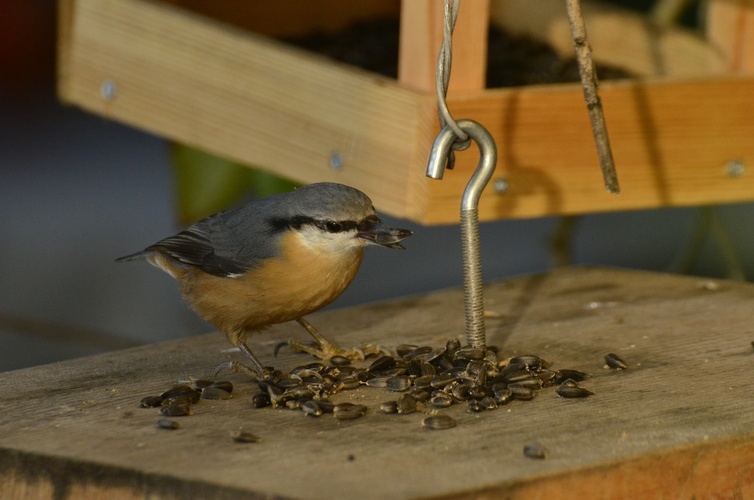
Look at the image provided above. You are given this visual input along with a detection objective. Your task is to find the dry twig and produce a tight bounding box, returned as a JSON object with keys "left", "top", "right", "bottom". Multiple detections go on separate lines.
{"left": 565, "top": 0, "right": 620, "bottom": 194}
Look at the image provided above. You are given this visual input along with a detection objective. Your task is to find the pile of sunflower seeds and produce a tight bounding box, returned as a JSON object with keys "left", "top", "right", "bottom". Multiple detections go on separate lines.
{"left": 140, "top": 340, "right": 626, "bottom": 431}
{"left": 245, "top": 339, "right": 597, "bottom": 425}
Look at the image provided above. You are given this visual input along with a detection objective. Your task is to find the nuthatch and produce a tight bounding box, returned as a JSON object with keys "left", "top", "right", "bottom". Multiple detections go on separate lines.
{"left": 118, "top": 182, "right": 412, "bottom": 376}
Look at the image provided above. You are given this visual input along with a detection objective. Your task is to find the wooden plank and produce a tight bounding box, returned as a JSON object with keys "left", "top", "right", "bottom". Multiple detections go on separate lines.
{"left": 2, "top": 268, "right": 754, "bottom": 498}
{"left": 398, "top": 0, "right": 489, "bottom": 92}
{"left": 57, "top": 0, "right": 432, "bottom": 221}
{"left": 490, "top": 0, "right": 725, "bottom": 78}
{"left": 428, "top": 76, "right": 754, "bottom": 223}
{"left": 707, "top": 0, "right": 754, "bottom": 73}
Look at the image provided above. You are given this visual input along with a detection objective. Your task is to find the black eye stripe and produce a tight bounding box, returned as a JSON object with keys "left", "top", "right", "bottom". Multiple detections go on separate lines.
{"left": 268, "top": 216, "right": 371, "bottom": 234}
{"left": 316, "top": 220, "right": 356, "bottom": 233}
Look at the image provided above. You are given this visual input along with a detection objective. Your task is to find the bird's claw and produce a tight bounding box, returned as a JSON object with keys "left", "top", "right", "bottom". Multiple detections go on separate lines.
{"left": 214, "top": 360, "right": 265, "bottom": 380}
{"left": 276, "top": 339, "right": 387, "bottom": 362}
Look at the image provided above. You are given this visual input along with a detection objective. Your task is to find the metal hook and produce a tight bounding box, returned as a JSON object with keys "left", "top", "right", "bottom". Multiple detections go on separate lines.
{"left": 426, "top": 119, "right": 497, "bottom": 350}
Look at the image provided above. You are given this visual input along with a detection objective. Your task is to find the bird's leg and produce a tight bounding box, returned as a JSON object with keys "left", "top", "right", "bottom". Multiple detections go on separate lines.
{"left": 239, "top": 341, "right": 267, "bottom": 374}
{"left": 214, "top": 339, "right": 267, "bottom": 380}
{"left": 283, "top": 317, "right": 386, "bottom": 361}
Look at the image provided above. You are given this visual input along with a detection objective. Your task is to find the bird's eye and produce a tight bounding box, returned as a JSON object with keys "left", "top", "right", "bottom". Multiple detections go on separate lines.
{"left": 324, "top": 221, "right": 342, "bottom": 233}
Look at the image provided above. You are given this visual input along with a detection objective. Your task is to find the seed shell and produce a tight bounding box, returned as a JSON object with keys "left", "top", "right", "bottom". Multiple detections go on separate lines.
{"left": 201, "top": 386, "right": 232, "bottom": 400}
{"left": 209, "top": 380, "right": 233, "bottom": 393}
{"left": 301, "top": 400, "right": 324, "bottom": 417}
{"left": 334, "top": 403, "right": 368, "bottom": 420}
{"left": 160, "top": 404, "right": 192, "bottom": 417}
{"left": 386, "top": 376, "right": 412, "bottom": 392}
{"left": 329, "top": 355, "right": 352, "bottom": 366}
{"left": 231, "top": 430, "right": 260, "bottom": 443}
{"left": 556, "top": 385, "right": 594, "bottom": 399}
{"left": 552, "top": 369, "right": 591, "bottom": 385}
{"left": 605, "top": 353, "right": 628, "bottom": 370}
{"left": 380, "top": 401, "right": 398, "bottom": 414}
{"left": 251, "top": 393, "right": 271, "bottom": 408}
{"left": 396, "top": 394, "right": 417, "bottom": 414}
{"left": 139, "top": 396, "right": 164, "bottom": 408}
{"left": 523, "top": 442, "right": 548, "bottom": 459}
{"left": 156, "top": 419, "right": 180, "bottom": 430}
{"left": 422, "top": 415, "right": 457, "bottom": 430}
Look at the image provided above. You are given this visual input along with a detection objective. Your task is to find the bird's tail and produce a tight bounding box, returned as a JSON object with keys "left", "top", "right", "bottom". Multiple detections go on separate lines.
{"left": 115, "top": 250, "right": 151, "bottom": 263}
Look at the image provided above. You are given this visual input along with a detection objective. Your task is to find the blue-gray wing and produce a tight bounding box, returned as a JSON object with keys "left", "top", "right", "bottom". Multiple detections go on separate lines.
{"left": 118, "top": 201, "right": 285, "bottom": 277}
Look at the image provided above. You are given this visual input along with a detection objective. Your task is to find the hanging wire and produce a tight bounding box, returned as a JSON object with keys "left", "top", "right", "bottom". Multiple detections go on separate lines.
{"left": 435, "top": 0, "right": 471, "bottom": 169}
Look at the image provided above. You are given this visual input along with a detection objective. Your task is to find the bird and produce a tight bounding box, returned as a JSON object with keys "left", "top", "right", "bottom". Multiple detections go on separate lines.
{"left": 117, "top": 182, "right": 413, "bottom": 377}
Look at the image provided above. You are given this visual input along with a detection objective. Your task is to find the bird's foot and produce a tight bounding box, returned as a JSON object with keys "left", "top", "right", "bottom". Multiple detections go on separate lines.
{"left": 272, "top": 317, "right": 389, "bottom": 363}
{"left": 214, "top": 360, "right": 268, "bottom": 380}
{"left": 274, "top": 339, "right": 388, "bottom": 362}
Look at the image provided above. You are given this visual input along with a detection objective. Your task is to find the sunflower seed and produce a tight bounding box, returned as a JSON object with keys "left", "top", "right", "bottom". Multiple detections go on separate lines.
{"left": 160, "top": 404, "right": 192, "bottom": 417}
{"left": 402, "top": 346, "right": 433, "bottom": 359}
{"left": 301, "top": 400, "right": 323, "bottom": 417}
{"left": 523, "top": 442, "right": 547, "bottom": 459}
{"left": 329, "top": 355, "right": 352, "bottom": 366}
{"left": 366, "top": 376, "right": 390, "bottom": 388}
{"left": 605, "top": 353, "right": 628, "bottom": 370}
{"left": 334, "top": 403, "right": 368, "bottom": 420}
{"left": 231, "top": 430, "right": 260, "bottom": 443}
{"left": 556, "top": 385, "right": 594, "bottom": 398}
{"left": 191, "top": 379, "right": 214, "bottom": 390}
{"left": 509, "top": 384, "right": 535, "bottom": 401}
{"left": 492, "top": 387, "right": 513, "bottom": 405}
{"left": 160, "top": 385, "right": 200, "bottom": 404}
{"left": 454, "top": 347, "right": 486, "bottom": 361}
{"left": 394, "top": 344, "right": 417, "bottom": 357}
{"left": 413, "top": 375, "right": 434, "bottom": 390}
{"left": 251, "top": 393, "right": 271, "bottom": 408}
{"left": 386, "top": 376, "right": 412, "bottom": 392}
{"left": 396, "top": 394, "right": 417, "bottom": 414}
{"left": 552, "top": 369, "right": 591, "bottom": 384}
{"left": 479, "top": 396, "right": 498, "bottom": 410}
{"left": 468, "top": 400, "right": 485, "bottom": 413}
{"left": 200, "top": 386, "right": 232, "bottom": 400}
{"left": 380, "top": 401, "right": 398, "bottom": 414}
{"left": 156, "top": 419, "right": 180, "bottom": 430}
{"left": 429, "top": 391, "right": 454, "bottom": 408}
{"left": 430, "top": 372, "right": 456, "bottom": 389}
{"left": 445, "top": 338, "right": 461, "bottom": 355}
{"left": 139, "top": 396, "right": 163, "bottom": 408}
{"left": 422, "top": 415, "right": 457, "bottom": 430}
{"left": 368, "top": 355, "right": 397, "bottom": 373}
{"left": 509, "top": 355, "right": 547, "bottom": 371}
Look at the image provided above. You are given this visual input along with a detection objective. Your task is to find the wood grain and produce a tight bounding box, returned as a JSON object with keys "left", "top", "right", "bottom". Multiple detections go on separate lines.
{"left": 2, "top": 268, "right": 754, "bottom": 498}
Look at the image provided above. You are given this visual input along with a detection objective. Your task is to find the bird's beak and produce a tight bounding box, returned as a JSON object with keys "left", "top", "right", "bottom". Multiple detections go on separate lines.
{"left": 358, "top": 219, "right": 413, "bottom": 250}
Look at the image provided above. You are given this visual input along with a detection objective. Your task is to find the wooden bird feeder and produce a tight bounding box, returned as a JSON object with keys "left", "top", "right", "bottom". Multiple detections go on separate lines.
{"left": 58, "top": 0, "right": 754, "bottom": 224}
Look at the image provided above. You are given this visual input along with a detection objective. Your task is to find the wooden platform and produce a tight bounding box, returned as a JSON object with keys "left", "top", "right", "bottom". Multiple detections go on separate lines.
{"left": 2, "top": 267, "right": 754, "bottom": 498}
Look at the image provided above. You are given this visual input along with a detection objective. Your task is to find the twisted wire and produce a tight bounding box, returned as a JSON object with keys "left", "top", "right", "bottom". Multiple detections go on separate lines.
{"left": 435, "top": 0, "right": 471, "bottom": 167}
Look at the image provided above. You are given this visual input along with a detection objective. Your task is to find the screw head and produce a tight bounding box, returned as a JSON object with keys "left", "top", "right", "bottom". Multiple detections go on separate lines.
{"left": 100, "top": 79, "right": 117, "bottom": 101}
{"left": 329, "top": 151, "right": 343, "bottom": 171}
{"left": 726, "top": 159, "right": 745, "bottom": 178}
{"left": 493, "top": 177, "right": 509, "bottom": 194}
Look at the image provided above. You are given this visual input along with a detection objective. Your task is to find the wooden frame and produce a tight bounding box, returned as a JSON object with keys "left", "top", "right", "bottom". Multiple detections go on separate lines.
{"left": 58, "top": 0, "right": 754, "bottom": 224}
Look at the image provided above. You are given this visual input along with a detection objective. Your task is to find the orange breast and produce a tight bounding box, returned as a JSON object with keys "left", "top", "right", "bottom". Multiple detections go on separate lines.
{"left": 177, "top": 231, "right": 364, "bottom": 339}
